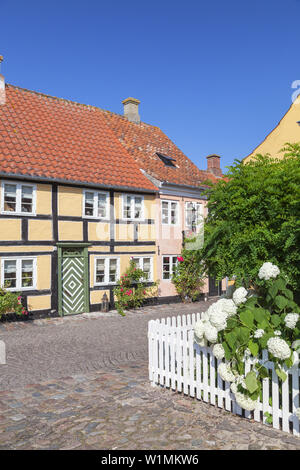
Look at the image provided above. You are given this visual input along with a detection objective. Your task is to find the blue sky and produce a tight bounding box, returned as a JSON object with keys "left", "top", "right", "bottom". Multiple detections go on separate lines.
{"left": 1, "top": 0, "right": 300, "bottom": 173}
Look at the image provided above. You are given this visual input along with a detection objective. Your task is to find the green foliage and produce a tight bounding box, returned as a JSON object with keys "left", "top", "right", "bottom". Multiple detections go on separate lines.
{"left": 0, "top": 287, "right": 28, "bottom": 319}
{"left": 113, "top": 260, "right": 158, "bottom": 316}
{"left": 200, "top": 143, "right": 300, "bottom": 299}
{"left": 171, "top": 250, "right": 205, "bottom": 302}
{"left": 217, "top": 270, "right": 299, "bottom": 402}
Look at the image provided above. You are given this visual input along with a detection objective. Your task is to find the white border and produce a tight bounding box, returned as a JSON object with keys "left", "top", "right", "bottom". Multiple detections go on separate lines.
{"left": 82, "top": 189, "right": 110, "bottom": 220}
{"left": 161, "top": 254, "right": 178, "bottom": 281}
{"left": 161, "top": 199, "right": 179, "bottom": 226}
{"left": 94, "top": 256, "right": 120, "bottom": 286}
{"left": 132, "top": 256, "right": 153, "bottom": 282}
{"left": 1, "top": 256, "right": 37, "bottom": 291}
{"left": 1, "top": 180, "right": 36, "bottom": 216}
{"left": 121, "top": 194, "right": 144, "bottom": 221}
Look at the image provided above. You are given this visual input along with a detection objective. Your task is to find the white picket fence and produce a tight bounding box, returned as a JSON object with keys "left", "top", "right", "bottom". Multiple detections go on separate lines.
{"left": 148, "top": 313, "right": 300, "bottom": 437}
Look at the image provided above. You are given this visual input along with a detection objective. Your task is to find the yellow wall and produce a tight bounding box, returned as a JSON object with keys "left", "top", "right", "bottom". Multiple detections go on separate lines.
{"left": 36, "top": 255, "right": 51, "bottom": 290}
{"left": 27, "top": 295, "right": 51, "bottom": 311}
{"left": 36, "top": 184, "right": 52, "bottom": 214}
{"left": 0, "top": 219, "right": 21, "bottom": 241}
{"left": 245, "top": 99, "right": 300, "bottom": 162}
{"left": 88, "top": 221, "right": 110, "bottom": 241}
{"left": 58, "top": 185, "right": 82, "bottom": 217}
{"left": 58, "top": 220, "right": 83, "bottom": 241}
{"left": 115, "top": 224, "right": 134, "bottom": 241}
{"left": 28, "top": 219, "right": 52, "bottom": 241}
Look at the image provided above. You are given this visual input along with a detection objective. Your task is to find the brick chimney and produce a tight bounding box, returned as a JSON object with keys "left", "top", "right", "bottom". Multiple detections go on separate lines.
{"left": 0, "top": 56, "right": 5, "bottom": 105}
{"left": 206, "top": 154, "right": 222, "bottom": 177}
{"left": 122, "top": 97, "right": 140, "bottom": 123}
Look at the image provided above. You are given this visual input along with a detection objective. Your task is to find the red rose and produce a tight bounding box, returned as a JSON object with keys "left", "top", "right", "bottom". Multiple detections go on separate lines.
{"left": 177, "top": 256, "right": 184, "bottom": 262}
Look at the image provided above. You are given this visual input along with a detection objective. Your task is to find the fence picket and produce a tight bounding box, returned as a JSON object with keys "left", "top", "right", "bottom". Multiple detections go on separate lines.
{"left": 188, "top": 329, "right": 195, "bottom": 397}
{"left": 182, "top": 328, "right": 189, "bottom": 395}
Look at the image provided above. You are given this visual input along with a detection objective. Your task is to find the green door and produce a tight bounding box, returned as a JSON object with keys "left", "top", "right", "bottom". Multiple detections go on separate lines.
{"left": 58, "top": 246, "right": 89, "bottom": 316}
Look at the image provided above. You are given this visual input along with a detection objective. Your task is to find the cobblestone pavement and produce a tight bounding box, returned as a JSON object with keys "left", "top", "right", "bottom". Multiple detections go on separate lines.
{"left": 0, "top": 362, "right": 299, "bottom": 450}
{"left": 0, "top": 300, "right": 215, "bottom": 390}
{"left": 0, "top": 300, "right": 299, "bottom": 450}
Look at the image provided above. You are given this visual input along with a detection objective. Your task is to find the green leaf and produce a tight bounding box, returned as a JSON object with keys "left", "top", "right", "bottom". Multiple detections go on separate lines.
{"left": 240, "top": 309, "right": 254, "bottom": 328}
{"left": 245, "top": 371, "right": 258, "bottom": 393}
{"left": 224, "top": 332, "right": 237, "bottom": 350}
{"left": 222, "top": 341, "right": 232, "bottom": 361}
{"left": 275, "top": 367, "right": 287, "bottom": 382}
{"left": 274, "top": 295, "right": 288, "bottom": 310}
{"left": 248, "top": 339, "right": 259, "bottom": 357}
{"left": 270, "top": 314, "right": 281, "bottom": 327}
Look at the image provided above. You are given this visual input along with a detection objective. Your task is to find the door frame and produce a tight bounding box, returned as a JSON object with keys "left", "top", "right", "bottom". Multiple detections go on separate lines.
{"left": 57, "top": 243, "right": 91, "bottom": 316}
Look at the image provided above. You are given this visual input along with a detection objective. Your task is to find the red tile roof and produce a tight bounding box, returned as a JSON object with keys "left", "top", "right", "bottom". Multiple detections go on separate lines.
{"left": 101, "top": 110, "right": 221, "bottom": 187}
{"left": 0, "top": 85, "right": 157, "bottom": 192}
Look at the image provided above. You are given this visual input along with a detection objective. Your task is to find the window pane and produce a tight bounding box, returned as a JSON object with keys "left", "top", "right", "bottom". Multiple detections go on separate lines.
{"left": 124, "top": 196, "right": 131, "bottom": 219}
{"left": 162, "top": 202, "right": 169, "bottom": 224}
{"left": 4, "top": 260, "right": 17, "bottom": 288}
{"left": 163, "top": 256, "right": 170, "bottom": 279}
{"left": 21, "top": 186, "right": 33, "bottom": 213}
{"left": 21, "top": 260, "right": 33, "bottom": 287}
{"left": 134, "top": 197, "right": 142, "bottom": 219}
{"left": 143, "top": 258, "right": 151, "bottom": 280}
{"left": 96, "top": 259, "right": 105, "bottom": 283}
{"left": 4, "top": 184, "right": 17, "bottom": 212}
{"left": 132, "top": 258, "right": 140, "bottom": 269}
{"left": 97, "top": 193, "right": 107, "bottom": 218}
{"left": 109, "top": 259, "right": 117, "bottom": 283}
{"left": 186, "top": 202, "right": 193, "bottom": 227}
{"left": 85, "top": 192, "right": 94, "bottom": 216}
{"left": 170, "top": 202, "right": 177, "bottom": 224}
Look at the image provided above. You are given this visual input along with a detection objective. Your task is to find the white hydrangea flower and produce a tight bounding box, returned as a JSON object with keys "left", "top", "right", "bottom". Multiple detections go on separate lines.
{"left": 215, "top": 298, "right": 237, "bottom": 317}
{"left": 194, "top": 334, "right": 207, "bottom": 347}
{"left": 254, "top": 329, "right": 265, "bottom": 339}
{"left": 258, "top": 262, "right": 280, "bottom": 280}
{"left": 212, "top": 343, "right": 225, "bottom": 360}
{"left": 274, "top": 330, "right": 281, "bottom": 336}
{"left": 194, "top": 320, "right": 205, "bottom": 340}
{"left": 209, "top": 310, "right": 227, "bottom": 332}
{"left": 230, "top": 382, "right": 238, "bottom": 394}
{"left": 232, "top": 287, "right": 248, "bottom": 306}
{"left": 203, "top": 323, "right": 218, "bottom": 343}
{"left": 235, "top": 375, "right": 247, "bottom": 390}
{"left": 234, "top": 391, "right": 258, "bottom": 411}
{"left": 218, "top": 363, "right": 236, "bottom": 382}
{"left": 295, "top": 408, "right": 300, "bottom": 420}
{"left": 267, "top": 337, "right": 291, "bottom": 360}
{"left": 284, "top": 313, "right": 299, "bottom": 329}
{"left": 292, "top": 340, "right": 300, "bottom": 351}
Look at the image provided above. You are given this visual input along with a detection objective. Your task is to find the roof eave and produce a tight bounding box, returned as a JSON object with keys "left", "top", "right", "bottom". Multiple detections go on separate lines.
{"left": 0, "top": 172, "right": 159, "bottom": 194}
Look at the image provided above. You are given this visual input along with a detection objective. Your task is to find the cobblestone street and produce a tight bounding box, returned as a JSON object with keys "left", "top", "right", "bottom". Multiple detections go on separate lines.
{"left": 0, "top": 301, "right": 299, "bottom": 450}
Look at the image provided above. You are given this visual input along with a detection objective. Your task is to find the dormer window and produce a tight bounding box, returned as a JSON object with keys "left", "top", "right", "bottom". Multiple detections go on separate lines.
{"left": 156, "top": 152, "right": 176, "bottom": 167}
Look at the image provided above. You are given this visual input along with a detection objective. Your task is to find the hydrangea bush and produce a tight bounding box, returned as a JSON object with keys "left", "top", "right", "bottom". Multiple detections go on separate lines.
{"left": 194, "top": 262, "right": 300, "bottom": 413}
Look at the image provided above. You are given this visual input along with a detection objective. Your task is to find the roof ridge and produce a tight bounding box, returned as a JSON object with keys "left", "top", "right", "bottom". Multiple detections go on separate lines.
{"left": 6, "top": 83, "right": 160, "bottom": 129}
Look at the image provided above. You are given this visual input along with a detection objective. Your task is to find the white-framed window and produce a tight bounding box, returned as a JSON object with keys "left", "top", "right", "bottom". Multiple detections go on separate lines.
{"left": 1, "top": 181, "right": 36, "bottom": 215}
{"left": 94, "top": 257, "right": 120, "bottom": 285}
{"left": 185, "top": 202, "right": 203, "bottom": 229}
{"left": 161, "top": 200, "right": 179, "bottom": 225}
{"left": 1, "top": 257, "right": 37, "bottom": 291}
{"left": 122, "top": 194, "right": 144, "bottom": 220}
{"left": 162, "top": 255, "right": 178, "bottom": 280}
{"left": 132, "top": 256, "right": 153, "bottom": 281}
{"left": 83, "top": 190, "right": 109, "bottom": 219}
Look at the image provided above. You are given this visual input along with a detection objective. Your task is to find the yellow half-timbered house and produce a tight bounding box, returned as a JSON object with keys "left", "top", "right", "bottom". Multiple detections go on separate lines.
{"left": 0, "top": 79, "right": 158, "bottom": 317}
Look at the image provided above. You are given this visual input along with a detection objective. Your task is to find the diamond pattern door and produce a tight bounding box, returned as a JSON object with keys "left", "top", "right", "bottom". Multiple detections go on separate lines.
{"left": 61, "top": 248, "right": 86, "bottom": 315}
